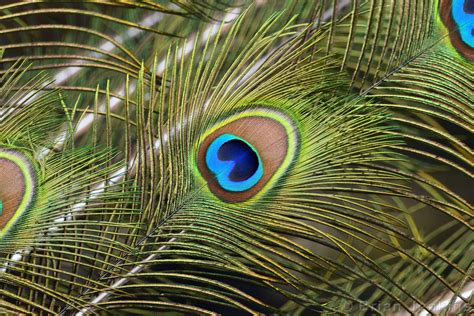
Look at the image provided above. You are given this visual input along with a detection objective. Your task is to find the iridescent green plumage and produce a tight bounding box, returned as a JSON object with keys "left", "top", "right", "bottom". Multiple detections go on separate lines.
{"left": 0, "top": 1, "right": 472, "bottom": 315}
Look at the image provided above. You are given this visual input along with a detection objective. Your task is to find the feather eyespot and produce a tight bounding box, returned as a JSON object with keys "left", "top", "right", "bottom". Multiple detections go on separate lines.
{"left": 440, "top": 0, "right": 474, "bottom": 60}
{"left": 197, "top": 108, "right": 298, "bottom": 203}
{"left": 205, "top": 134, "right": 264, "bottom": 192}
{"left": 0, "top": 148, "right": 36, "bottom": 237}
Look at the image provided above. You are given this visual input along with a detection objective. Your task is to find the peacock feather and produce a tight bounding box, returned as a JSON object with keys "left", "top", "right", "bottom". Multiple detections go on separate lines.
{"left": 0, "top": 1, "right": 472, "bottom": 315}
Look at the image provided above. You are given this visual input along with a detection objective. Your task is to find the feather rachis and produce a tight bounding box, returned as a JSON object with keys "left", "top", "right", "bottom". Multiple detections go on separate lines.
{"left": 0, "top": 1, "right": 472, "bottom": 315}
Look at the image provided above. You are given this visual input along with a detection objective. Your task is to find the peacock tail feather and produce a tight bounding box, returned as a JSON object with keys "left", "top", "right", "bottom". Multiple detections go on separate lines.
{"left": 0, "top": 1, "right": 472, "bottom": 315}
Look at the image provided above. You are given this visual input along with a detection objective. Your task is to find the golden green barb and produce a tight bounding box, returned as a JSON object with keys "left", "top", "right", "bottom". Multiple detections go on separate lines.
{"left": 0, "top": 1, "right": 472, "bottom": 315}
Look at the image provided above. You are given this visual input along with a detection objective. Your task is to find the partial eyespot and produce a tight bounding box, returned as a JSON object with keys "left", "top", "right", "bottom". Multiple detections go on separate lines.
{"left": 197, "top": 108, "right": 298, "bottom": 203}
{"left": 440, "top": 0, "right": 474, "bottom": 60}
{"left": 0, "top": 148, "right": 36, "bottom": 238}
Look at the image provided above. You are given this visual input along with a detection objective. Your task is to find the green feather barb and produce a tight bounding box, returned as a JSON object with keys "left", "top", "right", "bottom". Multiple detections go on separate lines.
{"left": 0, "top": 1, "right": 472, "bottom": 315}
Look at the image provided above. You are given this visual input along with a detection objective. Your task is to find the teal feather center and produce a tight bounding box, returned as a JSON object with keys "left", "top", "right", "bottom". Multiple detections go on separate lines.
{"left": 205, "top": 134, "right": 264, "bottom": 192}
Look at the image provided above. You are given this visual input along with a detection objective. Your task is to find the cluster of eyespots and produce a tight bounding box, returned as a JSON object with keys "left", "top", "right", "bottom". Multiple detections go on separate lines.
{"left": 0, "top": 148, "right": 36, "bottom": 238}
{"left": 197, "top": 109, "right": 298, "bottom": 203}
{"left": 440, "top": 0, "right": 474, "bottom": 60}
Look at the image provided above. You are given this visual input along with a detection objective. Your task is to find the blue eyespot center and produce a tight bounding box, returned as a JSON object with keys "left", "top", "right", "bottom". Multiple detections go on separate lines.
{"left": 218, "top": 139, "right": 259, "bottom": 182}
{"left": 465, "top": 0, "right": 474, "bottom": 13}
{"left": 452, "top": 0, "right": 474, "bottom": 48}
{"left": 205, "top": 134, "right": 263, "bottom": 192}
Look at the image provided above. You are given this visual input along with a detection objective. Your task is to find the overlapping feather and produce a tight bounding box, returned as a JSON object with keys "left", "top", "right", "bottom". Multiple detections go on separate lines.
{"left": 0, "top": 1, "right": 472, "bottom": 315}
